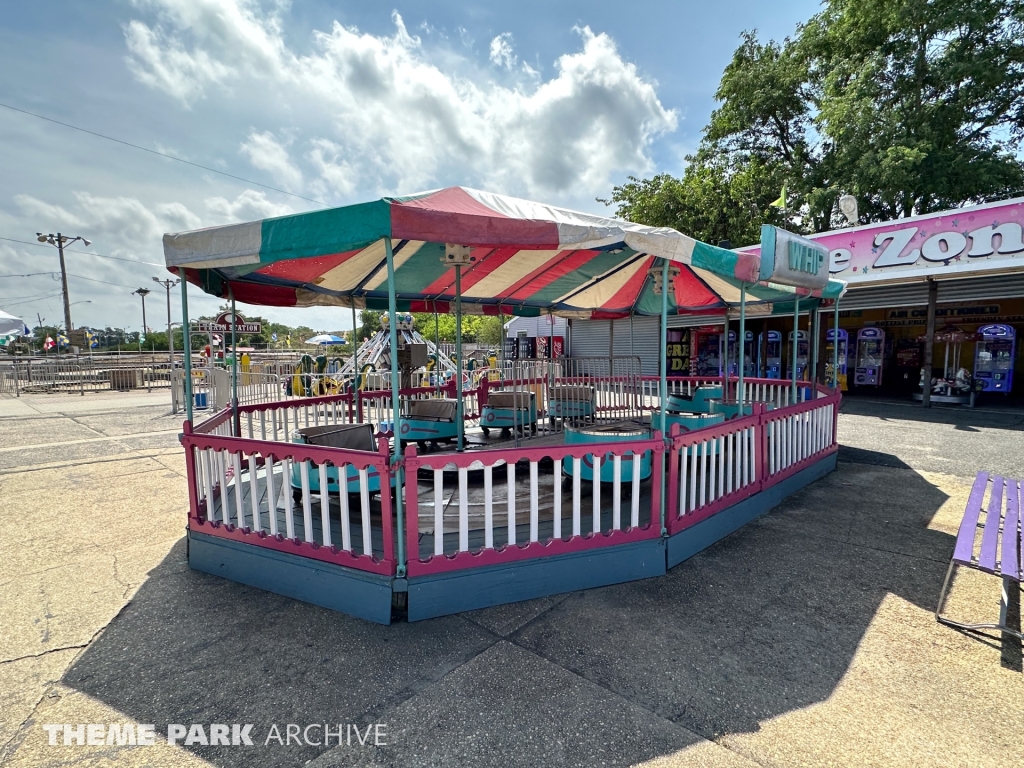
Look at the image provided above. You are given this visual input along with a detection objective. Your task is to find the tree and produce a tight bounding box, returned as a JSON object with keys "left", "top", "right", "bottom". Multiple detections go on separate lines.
{"left": 604, "top": 0, "right": 1024, "bottom": 244}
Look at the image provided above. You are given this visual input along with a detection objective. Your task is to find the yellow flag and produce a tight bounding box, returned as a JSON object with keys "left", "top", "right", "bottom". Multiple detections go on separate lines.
{"left": 770, "top": 185, "right": 788, "bottom": 209}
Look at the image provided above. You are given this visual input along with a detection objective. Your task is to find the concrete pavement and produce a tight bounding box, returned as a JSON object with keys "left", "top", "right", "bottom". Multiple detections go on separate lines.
{"left": 1, "top": 391, "right": 1021, "bottom": 767}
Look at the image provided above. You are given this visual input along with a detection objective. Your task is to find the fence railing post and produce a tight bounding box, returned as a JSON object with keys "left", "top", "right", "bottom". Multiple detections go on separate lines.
{"left": 756, "top": 402, "right": 770, "bottom": 488}
{"left": 181, "top": 421, "right": 201, "bottom": 523}
{"left": 402, "top": 442, "right": 419, "bottom": 571}
{"left": 665, "top": 423, "right": 681, "bottom": 531}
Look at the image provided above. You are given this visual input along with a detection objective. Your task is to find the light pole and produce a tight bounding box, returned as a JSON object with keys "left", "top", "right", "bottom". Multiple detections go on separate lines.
{"left": 132, "top": 288, "right": 151, "bottom": 353}
{"left": 36, "top": 232, "right": 90, "bottom": 336}
{"left": 153, "top": 276, "right": 181, "bottom": 368}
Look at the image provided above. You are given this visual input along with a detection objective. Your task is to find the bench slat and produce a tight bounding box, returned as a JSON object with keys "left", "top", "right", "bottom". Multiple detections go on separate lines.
{"left": 978, "top": 476, "right": 1004, "bottom": 573}
{"left": 1020, "top": 481, "right": 1024, "bottom": 582}
{"left": 1003, "top": 479, "right": 1021, "bottom": 582}
{"left": 952, "top": 472, "right": 989, "bottom": 565}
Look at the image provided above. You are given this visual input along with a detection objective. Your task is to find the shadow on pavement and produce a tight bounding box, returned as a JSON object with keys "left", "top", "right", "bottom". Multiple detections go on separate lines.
{"left": 840, "top": 395, "right": 1024, "bottom": 431}
{"left": 63, "top": 446, "right": 958, "bottom": 767}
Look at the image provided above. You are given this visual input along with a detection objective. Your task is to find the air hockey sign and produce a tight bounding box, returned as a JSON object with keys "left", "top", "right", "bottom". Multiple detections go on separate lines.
{"left": 193, "top": 311, "right": 262, "bottom": 334}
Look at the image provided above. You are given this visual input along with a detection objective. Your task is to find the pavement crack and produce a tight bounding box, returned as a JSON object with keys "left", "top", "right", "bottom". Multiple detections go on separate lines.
{"left": 0, "top": 643, "right": 90, "bottom": 667}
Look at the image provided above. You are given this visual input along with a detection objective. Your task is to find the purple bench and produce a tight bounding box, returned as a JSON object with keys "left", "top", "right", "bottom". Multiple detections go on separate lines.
{"left": 936, "top": 472, "right": 1023, "bottom": 640}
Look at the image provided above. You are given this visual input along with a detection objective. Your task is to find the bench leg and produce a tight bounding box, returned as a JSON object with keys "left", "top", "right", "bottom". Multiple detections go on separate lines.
{"left": 934, "top": 560, "right": 956, "bottom": 623}
{"left": 936, "top": 562, "right": 1024, "bottom": 641}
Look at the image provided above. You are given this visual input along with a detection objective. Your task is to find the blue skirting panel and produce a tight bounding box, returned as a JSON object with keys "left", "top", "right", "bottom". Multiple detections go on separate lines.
{"left": 667, "top": 452, "right": 837, "bottom": 569}
{"left": 407, "top": 538, "right": 666, "bottom": 622}
{"left": 188, "top": 531, "right": 394, "bottom": 625}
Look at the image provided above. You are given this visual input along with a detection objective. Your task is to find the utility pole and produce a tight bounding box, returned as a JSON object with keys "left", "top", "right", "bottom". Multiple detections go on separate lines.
{"left": 133, "top": 288, "right": 151, "bottom": 354}
{"left": 153, "top": 277, "right": 181, "bottom": 369}
{"left": 36, "top": 232, "right": 90, "bottom": 336}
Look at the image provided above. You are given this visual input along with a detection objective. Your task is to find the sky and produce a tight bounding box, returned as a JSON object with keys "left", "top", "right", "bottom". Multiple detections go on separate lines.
{"left": 0, "top": 0, "right": 821, "bottom": 336}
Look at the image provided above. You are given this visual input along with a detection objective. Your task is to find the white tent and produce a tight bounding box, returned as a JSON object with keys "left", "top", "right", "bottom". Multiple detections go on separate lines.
{"left": 0, "top": 309, "right": 30, "bottom": 338}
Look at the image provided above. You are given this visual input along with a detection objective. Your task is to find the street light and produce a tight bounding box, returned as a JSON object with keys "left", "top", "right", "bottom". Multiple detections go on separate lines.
{"left": 36, "top": 232, "right": 90, "bottom": 336}
{"left": 132, "top": 288, "right": 151, "bottom": 353}
{"left": 153, "top": 276, "right": 181, "bottom": 368}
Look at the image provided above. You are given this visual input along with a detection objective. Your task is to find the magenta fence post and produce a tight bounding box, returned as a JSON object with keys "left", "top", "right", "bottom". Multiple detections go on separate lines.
{"left": 378, "top": 436, "right": 396, "bottom": 567}
{"left": 404, "top": 443, "right": 420, "bottom": 567}
{"left": 666, "top": 423, "right": 681, "bottom": 527}
{"left": 181, "top": 421, "right": 202, "bottom": 522}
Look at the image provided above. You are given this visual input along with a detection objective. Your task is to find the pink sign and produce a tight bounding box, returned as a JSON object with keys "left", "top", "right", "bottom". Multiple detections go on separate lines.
{"left": 739, "top": 197, "right": 1024, "bottom": 284}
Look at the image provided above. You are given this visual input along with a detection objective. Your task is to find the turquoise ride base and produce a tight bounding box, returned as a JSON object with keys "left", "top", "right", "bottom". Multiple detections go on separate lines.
{"left": 561, "top": 422, "right": 653, "bottom": 483}
{"left": 289, "top": 423, "right": 387, "bottom": 495}
{"left": 400, "top": 398, "right": 459, "bottom": 447}
{"left": 481, "top": 391, "right": 537, "bottom": 436}
{"left": 708, "top": 399, "right": 777, "bottom": 418}
{"left": 666, "top": 385, "right": 723, "bottom": 414}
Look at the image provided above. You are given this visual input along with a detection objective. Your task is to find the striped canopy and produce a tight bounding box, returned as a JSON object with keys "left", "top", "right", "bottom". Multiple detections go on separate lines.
{"left": 164, "top": 187, "right": 843, "bottom": 318}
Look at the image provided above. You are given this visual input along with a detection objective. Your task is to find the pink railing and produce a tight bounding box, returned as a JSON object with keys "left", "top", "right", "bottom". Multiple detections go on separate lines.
{"left": 181, "top": 383, "right": 841, "bottom": 580}
{"left": 665, "top": 390, "right": 841, "bottom": 534}
{"left": 402, "top": 434, "right": 664, "bottom": 577}
{"left": 181, "top": 422, "right": 395, "bottom": 576}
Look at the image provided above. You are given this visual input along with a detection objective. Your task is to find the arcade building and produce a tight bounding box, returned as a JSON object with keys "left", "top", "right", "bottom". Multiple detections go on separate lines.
{"left": 570, "top": 197, "right": 1024, "bottom": 405}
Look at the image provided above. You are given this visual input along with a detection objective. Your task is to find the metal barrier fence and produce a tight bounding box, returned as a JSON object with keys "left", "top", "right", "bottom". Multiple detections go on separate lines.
{"left": 0, "top": 358, "right": 177, "bottom": 396}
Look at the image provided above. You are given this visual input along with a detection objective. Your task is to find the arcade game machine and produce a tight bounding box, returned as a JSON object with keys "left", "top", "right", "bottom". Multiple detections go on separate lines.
{"left": 787, "top": 330, "right": 809, "bottom": 381}
{"left": 694, "top": 328, "right": 722, "bottom": 377}
{"left": 893, "top": 338, "right": 922, "bottom": 395}
{"left": 727, "top": 331, "right": 756, "bottom": 377}
{"left": 854, "top": 328, "right": 885, "bottom": 387}
{"left": 759, "top": 331, "right": 782, "bottom": 378}
{"left": 974, "top": 324, "right": 1015, "bottom": 393}
{"left": 825, "top": 328, "right": 848, "bottom": 390}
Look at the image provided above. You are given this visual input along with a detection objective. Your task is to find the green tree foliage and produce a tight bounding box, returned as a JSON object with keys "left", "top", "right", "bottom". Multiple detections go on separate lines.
{"left": 604, "top": 0, "right": 1024, "bottom": 245}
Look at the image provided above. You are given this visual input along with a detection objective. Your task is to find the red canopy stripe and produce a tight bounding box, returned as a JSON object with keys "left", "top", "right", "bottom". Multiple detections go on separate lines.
{"left": 503, "top": 249, "right": 603, "bottom": 302}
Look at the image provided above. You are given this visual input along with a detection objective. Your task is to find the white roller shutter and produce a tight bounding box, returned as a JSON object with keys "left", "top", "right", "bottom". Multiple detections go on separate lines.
{"left": 841, "top": 273, "right": 1024, "bottom": 310}
{"left": 613, "top": 316, "right": 660, "bottom": 375}
{"left": 568, "top": 319, "right": 613, "bottom": 358}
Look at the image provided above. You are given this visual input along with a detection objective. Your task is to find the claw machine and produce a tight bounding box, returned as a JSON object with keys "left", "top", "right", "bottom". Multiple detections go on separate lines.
{"left": 825, "top": 328, "right": 848, "bottom": 390}
{"left": 854, "top": 328, "right": 885, "bottom": 386}
{"left": 974, "top": 324, "right": 1015, "bottom": 393}
{"left": 787, "top": 330, "right": 809, "bottom": 380}
{"left": 727, "top": 331, "right": 756, "bottom": 377}
{"left": 758, "top": 331, "right": 782, "bottom": 378}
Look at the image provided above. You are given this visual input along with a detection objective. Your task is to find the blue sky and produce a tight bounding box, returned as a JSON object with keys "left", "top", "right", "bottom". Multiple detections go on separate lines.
{"left": 0, "top": 0, "right": 821, "bottom": 332}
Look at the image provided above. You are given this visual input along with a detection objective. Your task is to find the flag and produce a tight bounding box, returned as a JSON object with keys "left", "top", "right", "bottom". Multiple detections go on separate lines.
{"left": 271, "top": 332, "right": 278, "bottom": 342}
{"left": 58, "top": 334, "right": 69, "bottom": 347}
{"left": 769, "top": 186, "right": 788, "bottom": 209}
{"left": 45, "top": 336, "right": 55, "bottom": 350}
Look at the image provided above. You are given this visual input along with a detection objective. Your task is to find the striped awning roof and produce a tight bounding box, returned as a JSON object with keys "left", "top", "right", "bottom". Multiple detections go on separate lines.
{"left": 164, "top": 187, "right": 843, "bottom": 318}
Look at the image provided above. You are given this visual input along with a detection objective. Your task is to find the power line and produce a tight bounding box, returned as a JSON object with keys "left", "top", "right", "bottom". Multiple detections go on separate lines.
{"left": 0, "top": 269, "right": 134, "bottom": 289}
{"left": 0, "top": 236, "right": 166, "bottom": 267}
{"left": 0, "top": 102, "right": 330, "bottom": 208}
{"left": 0, "top": 292, "right": 63, "bottom": 308}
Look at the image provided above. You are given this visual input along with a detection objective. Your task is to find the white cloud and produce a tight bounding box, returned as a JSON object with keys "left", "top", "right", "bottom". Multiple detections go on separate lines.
{"left": 489, "top": 33, "right": 517, "bottom": 70}
{"left": 204, "top": 189, "right": 294, "bottom": 222}
{"left": 239, "top": 130, "right": 303, "bottom": 191}
{"left": 124, "top": 4, "right": 677, "bottom": 204}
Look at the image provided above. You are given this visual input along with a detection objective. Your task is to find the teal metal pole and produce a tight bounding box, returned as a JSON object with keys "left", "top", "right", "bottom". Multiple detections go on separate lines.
{"left": 229, "top": 287, "right": 239, "bottom": 435}
{"left": 833, "top": 299, "right": 841, "bottom": 390}
{"left": 434, "top": 307, "right": 440, "bottom": 396}
{"left": 737, "top": 283, "right": 746, "bottom": 408}
{"left": 178, "top": 268, "right": 193, "bottom": 424}
{"left": 350, "top": 303, "right": 359, "bottom": 386}
{"left": 659, "top": 258, "right": 669, "bottom": 536}
{"left": 455, "top": 264, "right": 465, "bottom": 452}
{"left": 385, "top": 237, "right": 406, "bottom": 575}
{"left": 791, "top": 296, "right": 800, "bottom": 402}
